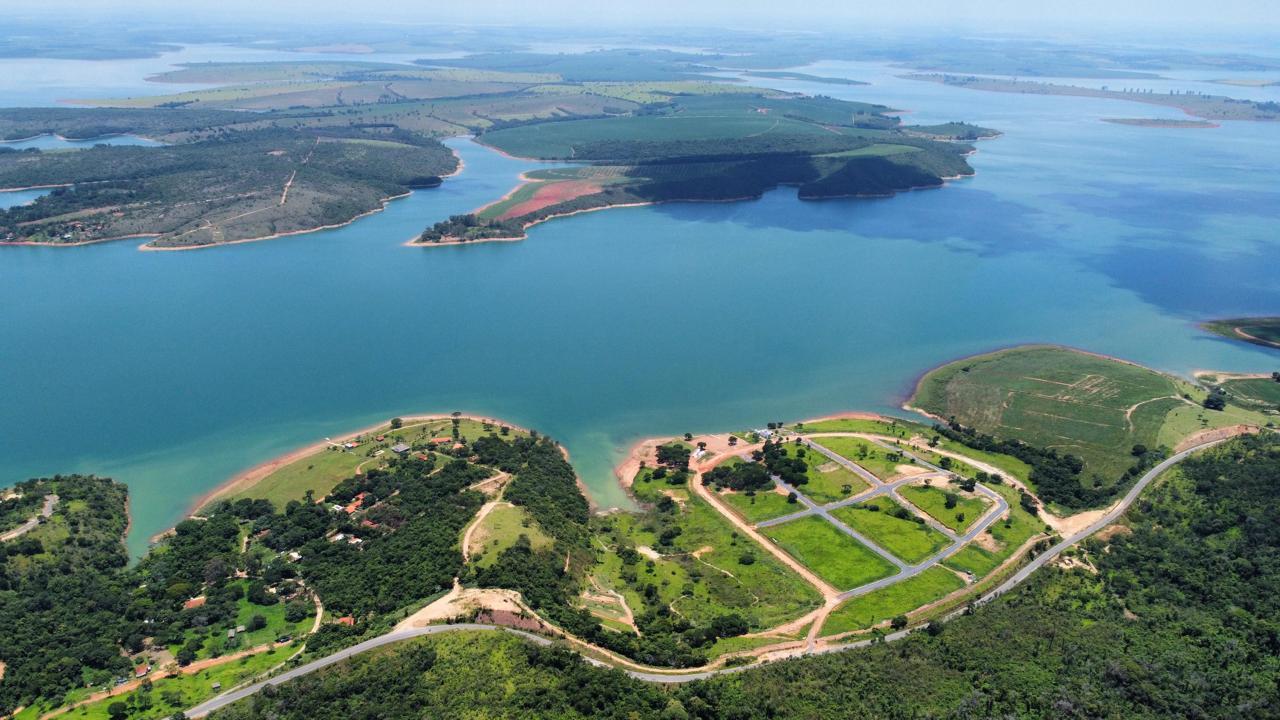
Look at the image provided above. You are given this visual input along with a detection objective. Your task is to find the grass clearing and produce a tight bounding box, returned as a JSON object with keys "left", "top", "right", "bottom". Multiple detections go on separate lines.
{"left": 818, "top": 143, "right": 922, "bottom": 158}
{"left": 832, "top": 499, "right": 951, "bottom": 564}
{"left": 821, "top": 566, "right": 965, "bottom": 636}
{"left": 809, "top": 436, "right": 907, "bottom": 480}
{"left": 718, "top": 488, "right": 798, "bottom": 524}
{"left": 898, "top": 484, "right": 989, "bottom": 533}
{"left": 762, "top": 516, "right": 898, "bottom": 590}
{"left": 468, "top": 503, "right": 554, "bottom": 568}
{"left": 943, "top": 483, "right": 1047, "bottom": 578}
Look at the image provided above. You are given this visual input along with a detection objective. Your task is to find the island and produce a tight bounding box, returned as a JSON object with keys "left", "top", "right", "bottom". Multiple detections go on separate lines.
{"left": 908, "top": 73, "right": 1280, "bottom": 122}
{"left": 1101, "top": 117, "right": 1218, "bottom": 128}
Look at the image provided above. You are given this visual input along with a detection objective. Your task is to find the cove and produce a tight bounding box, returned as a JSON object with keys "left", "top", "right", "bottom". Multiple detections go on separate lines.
{"left": 3, "top": 69, "right": 1279, "bottom": 559}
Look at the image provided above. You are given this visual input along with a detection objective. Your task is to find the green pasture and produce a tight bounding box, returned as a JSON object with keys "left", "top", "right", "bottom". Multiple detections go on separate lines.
{"left": 763, "top": 516, "right": 898, "bottom": 590}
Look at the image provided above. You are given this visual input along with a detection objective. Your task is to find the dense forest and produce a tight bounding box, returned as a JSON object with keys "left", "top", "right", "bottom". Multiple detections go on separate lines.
{"left": 0, "top": 476, "right": 133, "bottom": 712}
{"left": 209, "top": 433, "right": 1280, "bottom": 719}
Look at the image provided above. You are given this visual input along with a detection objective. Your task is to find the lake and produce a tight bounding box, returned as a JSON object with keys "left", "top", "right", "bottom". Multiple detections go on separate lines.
{"left": 1, "top": 54, "right": 1277, "bottom": 557}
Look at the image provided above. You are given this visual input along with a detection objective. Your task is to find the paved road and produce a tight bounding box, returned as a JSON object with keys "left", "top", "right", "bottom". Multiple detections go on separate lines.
{"left": 0, "top": 494, "right": 57, "bottom": 542}
{"left": 181, "top": 438, "right": 1229, "bottom": 709}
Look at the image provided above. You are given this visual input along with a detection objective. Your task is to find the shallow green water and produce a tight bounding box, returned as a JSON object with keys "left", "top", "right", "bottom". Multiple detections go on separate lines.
{"left": 1, "top": 60, "right": 1277, "bottom": 557}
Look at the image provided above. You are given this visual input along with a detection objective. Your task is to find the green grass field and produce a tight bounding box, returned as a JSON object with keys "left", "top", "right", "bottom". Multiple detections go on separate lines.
{"left": 480, "top": 112, "right": 839, "bottom": 159}
{"left": 832, "top": 498, "right": 951, "bottom": 564}
{"left": 808, "top": 436, "right": 907, "bottom": 480}
{"left": 1220, "top": 377, "right": 1280, "bottom": 410}
{"left": 467, "top": 503, "right": 554, "bottom": 568}
{"left": 799, "top": 450, "right": 870, "bottom": 503}
{"left": 718, "top": 488, "right": 799, "bottom": 523}
{"left": 818, "top": 143, "right": 922, "bottom": 158}
{"left": 795, "top": 417, "right": 928, "bottom": 437}
{"left": 910, "top": 346, "right": 1195, "bottom": 484}
{"left": 820, "top": 566, "right": 965, "bottom": 636}
{"left": 898, "top": 484, "right": 989, "bottom": 533}
{"left": 763, "top": 516, "right": 899, "bottom": 590}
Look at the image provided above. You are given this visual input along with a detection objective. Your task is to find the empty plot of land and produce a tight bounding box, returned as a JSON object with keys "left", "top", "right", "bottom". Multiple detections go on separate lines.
{"left": 821, "top": 566, "right": 965, "bottom": 636}
{"left": 898, "top": 484, "right": 990, "bottom": 534}
{"left": 808, "top": 436, "right": 904, "bottom": 480}
{"left": 831, "top": 498, "right": 951, "bottom": 564}
{"left": 762, "top": 515, "right": 898, "bottom": 590}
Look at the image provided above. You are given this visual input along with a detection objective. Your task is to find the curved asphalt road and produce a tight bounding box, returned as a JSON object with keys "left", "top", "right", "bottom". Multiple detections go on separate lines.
{"left": 0, "top": 494, "right": 57, "bottom": 542}
{"left": 184, "top": 437, "right": 1229, "bottom": 713}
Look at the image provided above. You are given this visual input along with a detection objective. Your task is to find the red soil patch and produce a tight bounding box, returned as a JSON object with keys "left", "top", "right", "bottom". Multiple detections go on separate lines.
{"left": 499, "top": 180, "right": 603, "bottom": 221}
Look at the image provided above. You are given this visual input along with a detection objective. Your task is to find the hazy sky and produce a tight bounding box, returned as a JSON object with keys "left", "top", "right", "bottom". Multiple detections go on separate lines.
{"left": 23, "top": 0, "right": 1280, "bottom": 33}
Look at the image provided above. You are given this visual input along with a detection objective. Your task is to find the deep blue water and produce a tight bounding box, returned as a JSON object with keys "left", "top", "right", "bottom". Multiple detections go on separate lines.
{"left": 1, "top": 58, "right": 1277, "bottom": 557}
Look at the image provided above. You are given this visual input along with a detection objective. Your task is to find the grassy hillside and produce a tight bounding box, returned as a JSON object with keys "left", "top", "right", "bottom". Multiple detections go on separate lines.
{"left": 910, "top": 345, "right": 1268, "bottom": 507}
{"left": 1203, "top": 316, "right": 1280, "bottom": 350}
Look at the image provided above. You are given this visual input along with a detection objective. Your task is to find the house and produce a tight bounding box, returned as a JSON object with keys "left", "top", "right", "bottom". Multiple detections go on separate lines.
{"left": 183, "top": 596, "right": 207, "bottom": 610}
{"left": 235, "top": 625, "right": 246, "bottom": 633}
{"left": 227, "top": 629, "right": 236, "bottom": 639}
{"left": 344, "top": 491, "right": 368, "bottom": 514}
{"left": 134, "top": 665, "right": 150, "bottom": 679}
{"left": 287, "top": 551, "right": 302, "bottom": 562}
{"left": 390, "top": 442, "right": 411, "bottom": 455}
{"left": 343, "top": 441, "right": 358, "bottom": 450}
{"left": 335, "top": 616, "right": 355, "bottom": 626}
{"left": 211, "top": 682, "right": 222, "bottom": 691}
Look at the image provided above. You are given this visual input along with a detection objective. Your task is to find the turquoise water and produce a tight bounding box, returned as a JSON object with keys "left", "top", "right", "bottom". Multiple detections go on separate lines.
{"left": 1, "top": 61, "right": 1278, "bottom": 558}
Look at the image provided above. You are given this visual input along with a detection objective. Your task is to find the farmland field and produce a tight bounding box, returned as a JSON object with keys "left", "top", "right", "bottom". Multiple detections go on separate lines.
{"left": 763, "top": 515, "right": 898, "bottom": 590}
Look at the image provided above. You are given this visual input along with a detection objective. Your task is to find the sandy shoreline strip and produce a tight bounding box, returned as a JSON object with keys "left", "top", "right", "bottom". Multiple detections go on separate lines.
{"left": 185, "top": 413, "right": 532, "bottom": 522}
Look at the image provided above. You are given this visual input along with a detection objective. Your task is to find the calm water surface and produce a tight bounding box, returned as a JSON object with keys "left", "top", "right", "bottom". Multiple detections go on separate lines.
{"left": 1, "top": 58, "right": 1277, "bottom": 556}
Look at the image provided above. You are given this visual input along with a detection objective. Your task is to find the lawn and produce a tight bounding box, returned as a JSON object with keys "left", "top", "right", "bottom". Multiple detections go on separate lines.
{"left": 799, "top": 449, "right": 870, "bottom": 503}
{"left": 820, "top": 566, "right": 965, "bottom": 636}
{"left": 467, "top": 503, "right": 553, "bottom": 567}
{"left": 808, "top": 436, "right": 907, "bottom": 480}
{"left": 763, "top": 516, "right": 898, "bottom": 590}
{"left": 832, "top": 499, "right": 951, "bottom": 564}
{"left": 718, "top": 488, "right": 799, "bottom": 524}
{"left": 898, "top": 484, "right": 990, "bottom": 534}
{"left": 942, "top": 483, "right": 1047, "bottom": 578}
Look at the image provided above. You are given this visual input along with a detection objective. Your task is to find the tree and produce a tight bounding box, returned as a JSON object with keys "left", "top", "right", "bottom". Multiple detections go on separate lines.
{"left": 1131, "top": 444, "right": 1148, "bottom": 456}
{"left": 108, "top": 702, "right": 128, "bottom": 720}
{"left": 248, "top": 614, "right": 267, "bottom": 631}
{"left": 1203, "top": 393, "right": 1226, "bottom": 411}
{"left": 944, "top": 492, "right": 958, "bottom": 510}
{"left": 390, "top": 417, "right": 403, "bottom": 429}
{"left": 787, "top": 491, "right": 798, "bottom": 504}
{"left": 285, "top": 600, "right": 309, "bottom": 624}
{"left": 890, "top": 615, "right": 908, "bottom": 630}
{"left": 728, "top": 436, "right": 738, "bottom": 447}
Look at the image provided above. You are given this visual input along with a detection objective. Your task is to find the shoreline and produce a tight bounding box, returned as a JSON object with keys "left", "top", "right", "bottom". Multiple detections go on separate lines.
{"left": 137, "top": 192, "right": 414, "bottom": 252}
{"left": 183, "top": 412, "right": 533, "bottom": 524}
{"left": 1, "top": 232, "right": 159, "bottom": 248}
{"left": 0, "top": 182, "right": 73, "bottom": 192}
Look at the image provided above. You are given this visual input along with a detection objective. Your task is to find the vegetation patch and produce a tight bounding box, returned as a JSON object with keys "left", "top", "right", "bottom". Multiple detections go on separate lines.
{"left": 762, "top": 516, "right": 898, "bottom": 590}
{"left": 821, "top": 566, "right": 965, "bottom": 636}
{"left": 898, "top": 484, "right": 989, "bottom": 533}
{"left": 831, "top": 498, "right": 951, "bottom": 564}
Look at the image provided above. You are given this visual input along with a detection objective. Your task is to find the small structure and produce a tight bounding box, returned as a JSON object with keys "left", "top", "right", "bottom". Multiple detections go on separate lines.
{"left": 183, "top": 596, "right": 207, "bottom": 610}
{"left": 235, "top": 624, "right": 246, "bottom": 633}
{"left": 390, "top": 442, "right": 411, "bottom": 455}
{"left": 343, "top": 492, "right": 369, "bottom": 514}
{"left": 227, "top": 629, "right": 236, "bottom": 639}
{"left": 211, "top": 682, "right": 222, "bottom": 691}
{"left": 287, "top": 551, "right": 302, "bottom": 562}
{"left": 335, "top": 616, "right": 355, "bottom": 626}
{"left": 134, "top": 665, "right": 150, "bottom": 679}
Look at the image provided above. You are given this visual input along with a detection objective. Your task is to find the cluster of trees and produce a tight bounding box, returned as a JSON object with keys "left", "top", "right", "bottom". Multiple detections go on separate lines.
{"left": 210, "top": 434, "right": 1280, "bottom": 719}
{"left": 701, "top": 461, "right": 772, "bottom": 492}
{"left": 417, "top": 214, "right": 524, "bottom": 243}
{"left": 931, "top": 421, "right": 1111, "bottom": 509}
{"left": 0, "top": 476, "right": 133, "bottom": 713}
